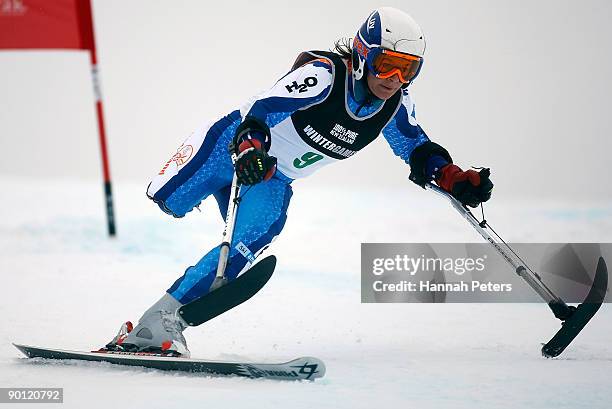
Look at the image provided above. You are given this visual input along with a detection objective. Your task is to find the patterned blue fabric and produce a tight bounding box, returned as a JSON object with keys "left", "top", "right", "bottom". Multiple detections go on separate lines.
{"left": 382, "top": 106, "right": 429, "bottom": 164}
{"left": 152, "top": 111, "right": 240, "bottom": 218}
{"left": 168, "top": 176, "right": 292, "bottom": 304}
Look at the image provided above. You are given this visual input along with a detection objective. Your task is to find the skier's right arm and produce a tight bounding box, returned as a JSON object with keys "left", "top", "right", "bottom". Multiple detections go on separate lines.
{"left": 231, "top": 59, "right": 333, "bottom": 184}
{"left": 231, "top": 116, "right": 277, "bottom": 185}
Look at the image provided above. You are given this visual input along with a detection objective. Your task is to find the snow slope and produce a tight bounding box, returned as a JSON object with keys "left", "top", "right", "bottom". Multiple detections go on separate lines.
{"left": 1, "top": 177, "right": 611, "bottom": 409}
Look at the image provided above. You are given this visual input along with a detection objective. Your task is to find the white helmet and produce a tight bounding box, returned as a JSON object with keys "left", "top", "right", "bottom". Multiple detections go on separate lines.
{"left": 352, "top": 7, "right": 426, "bottom": 84}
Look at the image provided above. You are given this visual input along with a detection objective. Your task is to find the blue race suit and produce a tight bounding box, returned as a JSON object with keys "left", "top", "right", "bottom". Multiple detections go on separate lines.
{"left": 146, "top": 52, "right": 445, "bottom": 304}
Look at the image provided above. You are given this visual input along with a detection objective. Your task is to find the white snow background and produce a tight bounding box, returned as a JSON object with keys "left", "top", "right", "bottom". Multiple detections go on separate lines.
{"left": 0, "top": 178, "right": 611, "bottom": 409}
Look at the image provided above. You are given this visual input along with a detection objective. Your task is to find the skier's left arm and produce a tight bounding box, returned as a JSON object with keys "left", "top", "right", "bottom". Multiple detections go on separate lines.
{"left": 382, "top": 90, "right": 493, "bottom": 208}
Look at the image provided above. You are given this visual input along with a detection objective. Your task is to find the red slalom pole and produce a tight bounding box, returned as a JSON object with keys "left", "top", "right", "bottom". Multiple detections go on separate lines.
{"left": 77, "top": 0, "right": 116, "bottom": 236}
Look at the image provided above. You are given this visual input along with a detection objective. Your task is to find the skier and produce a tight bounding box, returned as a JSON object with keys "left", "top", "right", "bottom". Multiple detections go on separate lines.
{"left": 106, "top": 7, "right": 493, "bottom": 357}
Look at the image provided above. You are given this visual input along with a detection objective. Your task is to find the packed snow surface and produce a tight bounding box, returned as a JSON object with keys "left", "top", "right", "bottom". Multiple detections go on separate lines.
{"left": 1, "top": 178, "right": 611, "bottom": 408}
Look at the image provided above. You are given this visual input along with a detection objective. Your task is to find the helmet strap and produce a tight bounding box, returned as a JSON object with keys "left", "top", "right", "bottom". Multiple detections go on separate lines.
{"left": 350, "top": 65, "right": 374, "bottom": 103}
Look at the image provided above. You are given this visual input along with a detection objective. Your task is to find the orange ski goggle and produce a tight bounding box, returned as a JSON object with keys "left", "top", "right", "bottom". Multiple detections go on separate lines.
{"left": 370, "top": 49, "right": 423, "bottom": 83}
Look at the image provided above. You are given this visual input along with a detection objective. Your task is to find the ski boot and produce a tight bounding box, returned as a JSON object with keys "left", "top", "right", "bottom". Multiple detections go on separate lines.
{"left": 105, "top": 293, "right": 190, "bottom": 357}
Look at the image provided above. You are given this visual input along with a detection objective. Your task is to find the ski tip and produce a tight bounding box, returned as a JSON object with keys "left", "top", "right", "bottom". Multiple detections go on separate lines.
{"left": 595, "top": 257, "right": 608, "bottom": 296}
{"left": 12, "top": 343, "right": 32, "bottom": 357}
{"left": 286, "top": 356, "right": 326, "bottom": 380}
{"left": 584, "top": 256, "right": 608, "bottom": 304}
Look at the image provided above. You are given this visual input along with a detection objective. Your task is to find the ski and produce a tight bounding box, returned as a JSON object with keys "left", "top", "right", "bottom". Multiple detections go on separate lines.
{"left": 13, "top": 343, "right": 325, "bottom": 381}
{"left": 178, "top": 255, "right": 276, "bottom": 326}
{"left": 542, "top": 257, "right": 608, "bottom": 358}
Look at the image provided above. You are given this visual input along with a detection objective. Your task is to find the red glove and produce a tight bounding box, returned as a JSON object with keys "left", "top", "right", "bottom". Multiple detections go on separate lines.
{"left": 437, "top": 164, "right": 493, "bottom": 208}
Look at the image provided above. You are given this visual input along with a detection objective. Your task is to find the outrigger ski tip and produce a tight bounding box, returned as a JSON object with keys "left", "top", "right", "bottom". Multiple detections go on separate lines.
{"left": 542, "top": 256, "right": 608, "bottom": 358}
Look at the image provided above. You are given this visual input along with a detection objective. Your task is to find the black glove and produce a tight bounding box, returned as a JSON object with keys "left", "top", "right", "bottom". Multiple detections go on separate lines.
{"left": 234, "top": 139, "right": 277, "bottom": 185}
{"left": 437, "top": 165, "right": 493, "bottom": 208}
